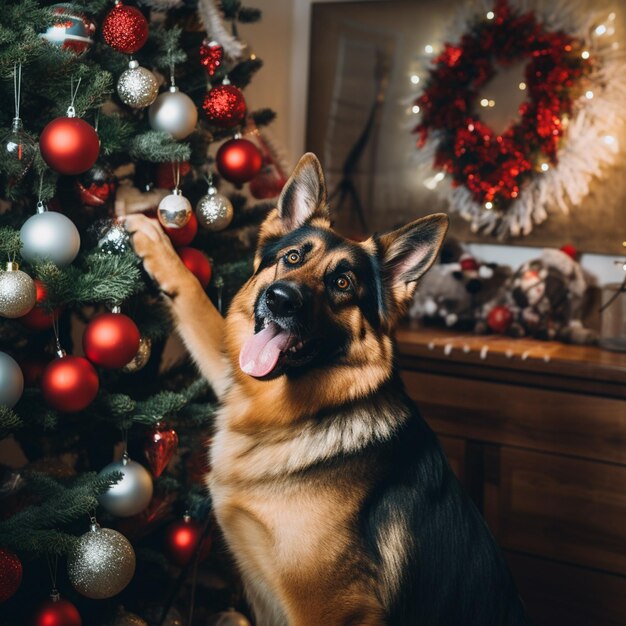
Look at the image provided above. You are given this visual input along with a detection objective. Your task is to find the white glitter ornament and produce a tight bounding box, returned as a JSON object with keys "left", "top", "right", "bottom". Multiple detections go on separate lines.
{"left": 98, "top": 451, "right": 153, "bottom": 517}
{"left": 149, "top": 85, "right": 198, "bottom": 140}
{"left": 195, "top": 183, "right": 233, "bottom": 232}
{"left": 0, "top": 261, "right": 36, "bottom": 318}
{"left": 117, "top": 60, "right": 158, "bottom": 109}
{"left": 67, "top": 523, "right": 136, "bottom": 599}
{"left": 157, "top": 188, "right": 192, "bottom": 229}
{"left": 20, "top": 202, "right": 81, "bottom": 267}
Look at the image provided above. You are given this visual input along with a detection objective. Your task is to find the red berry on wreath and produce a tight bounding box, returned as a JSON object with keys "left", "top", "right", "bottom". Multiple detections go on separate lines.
{"left": 102, "top": 1, "right": 148, "bottom": 55}
{"left": 83, "top": 311, "right": 141, "bottom": 369}
{"left": 487, "top": 305, "right": 513, "bottom": 334}
{"left": 178, "top": 247, "right": 212, "bottom": 289}
{"left": 0, "top": 548, "right": 22, "bottom": 603}
{"left": 32, "top": 594, "right": 82, "bottom": 626}
{"left": 39, "top": 115, "right": 100, "bottom": 176}
{"left": 202, "top": 84, "right": 247, "bottom": 128}
{"left": 216, "top": 138, "right": 263, "bottom": 185}
{"left": 41, "top": 355, "right": 99, "bottom": 413}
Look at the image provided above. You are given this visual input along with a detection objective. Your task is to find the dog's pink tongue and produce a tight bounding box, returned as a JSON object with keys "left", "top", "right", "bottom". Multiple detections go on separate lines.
{"left": 239, "top": 323, "right": 293, "bottom": 378}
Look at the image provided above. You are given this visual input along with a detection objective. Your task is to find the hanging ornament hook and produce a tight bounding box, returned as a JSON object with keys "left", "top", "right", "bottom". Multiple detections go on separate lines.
{"left": 12, "top": 62, "right": 22, "bottom": 124}
{"left": 67, "top": 76, "right": 82, "bottom": 118}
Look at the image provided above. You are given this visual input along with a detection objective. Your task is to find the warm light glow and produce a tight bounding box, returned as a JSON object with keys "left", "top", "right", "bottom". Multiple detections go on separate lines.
{"left": 174, "top": 527, "right": 195, "bottom": 548}
{"left": 468, "top": 123, "right": 475, "bottom": 131}
{"left": 480, "top": 98, "right": 489, "bottom": 107}
{"left": 595, "top": 24, "right": 607, "bottom": 36}
{"left": 486, "top": 11, "right": 495, "bottom": 20}
{"left": 423, "top": 171, "right": 445, "bottom": 190}
{"left": 518, "top": 82, "right": 527, "bottom": 90}
{"left": 485, "top": 201, "right": 493, "bottom": 209}
{"left": 540, "top": 163, "right": 550, "bottom": 172}
{"left": 488, "top": 99, "right": 495, "bottom": 107}
{"left": 412, "top": 105, "right": 420, "bottom": 114}
{"left": 581, "top": 50, "right": 590, "bottom": 59}
{"left": 250, "top": 53, "right": 257, "bottom": 60}
{"left": 410, "top": 74, "right": 420, "bottom": 85}
{"left": 585, "top": 90, "right": 594, "bottom": 99}
{"left": 425, "top": 44, "right": 434, "bottom": 54}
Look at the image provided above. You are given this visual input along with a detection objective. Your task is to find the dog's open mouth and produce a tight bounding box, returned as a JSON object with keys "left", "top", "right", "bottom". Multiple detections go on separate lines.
{"left": 239, "top": 321, "right": 316, "bottom": 378}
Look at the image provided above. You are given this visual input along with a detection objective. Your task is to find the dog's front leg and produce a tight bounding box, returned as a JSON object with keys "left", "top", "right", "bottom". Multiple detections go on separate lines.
{"left": 125, "top": 214, "right": 231, "bottom": 399}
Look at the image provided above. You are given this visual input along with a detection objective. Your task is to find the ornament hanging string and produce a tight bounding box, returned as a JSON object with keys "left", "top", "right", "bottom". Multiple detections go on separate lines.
{"left": 68, "top": 76, "right": 82, "bottom": 117}
{"left": 12, "top": 62, "right": 22, "bottom": 122}
{"left": 45, "top": 553, "right": 59, "bottom": 594}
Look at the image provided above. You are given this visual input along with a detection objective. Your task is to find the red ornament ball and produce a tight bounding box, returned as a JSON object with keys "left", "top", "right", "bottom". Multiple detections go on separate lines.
{"left": 83, "top": 312, "right": 140, "bottom": 369}
{"left": 216, "top": 138, "right": 263, "bottom": 185}
{"left": 199, "top": 40, "right": 224, "bottom": 77}
{"left": 39, "top": 116, "right": 100, "bottom": 175}
{"left": 249, "top": 163, "right": 287, "bottom": 200}
{"left": 41, "top": 355, "right": 99, "bottom": 412}
{"left": 18, "top": 280, "right": 58, "bottom": 331}
{"left": 164, "top": 211, "right": 197, "bottom": 247}
{"left": 41, "top": 4, "right": 96, "bottom": 55}
{"left": 102, "top": 2, "right": 148, "bottom": 55}
{"left": 0, "top": 549, "right": 22, "bottom": 603}
{"left": 487, "top": 305, "right": 513, "bottom": 334}
{"left": 32, "top": 595, "right": 82, "bottom": 626}
{"left": 178, "top": 247, "right": 212, "bottom": 289}
{"left": 75, "top": 163, "right": 116, "bottom": 207}
{"left": 202, "top": 84, "right": 247, "bottom": 128}
{"left": 165, "top": 516, "right": 211, "bottom": 566}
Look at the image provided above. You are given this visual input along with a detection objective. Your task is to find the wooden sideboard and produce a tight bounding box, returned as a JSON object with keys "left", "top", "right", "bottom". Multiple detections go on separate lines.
{"left": 396, "top": 323, "right": 626, "bottom": 626}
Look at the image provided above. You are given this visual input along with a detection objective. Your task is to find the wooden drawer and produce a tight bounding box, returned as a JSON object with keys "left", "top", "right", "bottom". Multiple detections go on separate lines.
{"left": 401, "top": 370, "right": 626, "bottom": 465}
{"left": 483, "top": 446, "right": 626, "bottom": 576}
{"left": 506, "top": 552, "right": 626, "bottom": 626}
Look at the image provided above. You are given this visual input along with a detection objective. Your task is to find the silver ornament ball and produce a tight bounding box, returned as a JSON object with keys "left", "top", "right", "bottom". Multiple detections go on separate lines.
{"left": 98, "top": 453, "right": 153, "bottom": 517}
{"left": 207, "top": 609, "right": 252, "bottom": 626}
{"left": 149, "top": 87, "right": 198, "bottom": 140}
{"left": 196, "top": 186, "right": 233, "bottom": 232}
{"left": 0, "top": 351, "right": 24, "bottom": 408}
{"left": 117, "top": 60, "right": 158, "bottom": 109}
{"left": 20, "top": 206, "right": 81, "bottom": 267}
{"left": 0, "top": 262, "right": 36, "bottom": 318}
{"left": 67, "top": 524, "right": 136, "bottom": 599}
{"left": 122, "top": 336, "right": 152, "bottom": 373}
{"left": 157, "top": 189, "right": 192, "bottom": 229}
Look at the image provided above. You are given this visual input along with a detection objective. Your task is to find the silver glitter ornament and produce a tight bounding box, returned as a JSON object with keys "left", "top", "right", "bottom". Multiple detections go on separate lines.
{"left": 195, "top": 184, "right": 233, "bottom": 232}
{"left": 96, "top": 220, "right": 131, "bottom": 255}
{"left": 67, "top": 524, "right": 136, "bottom": 599}
{"left": 207, "top": 609, "right": 252, "bottom": 626}
{"left": 20, "top": 203, "right": 81, "bottom": 267}
{"left": 117, "top": 60, "right": 158, "bottom": 109}
{"left": 109, "top": 608, "right": 148, "bottom": 626}
{"left": 98, "top": 452, "right": 153, "bottom": 517}
{"left": 157, "top": 189, "right": 192, "bottom": 229}
{"left": 0, "top": 262, "right": 36, "bottom": 318}
{"left": 122, "top": 336, "right": 151, "bottom": 373}
{"left": 149, "top": 86, "right": 198, "bottom": 140}
{"left": 0, "top": 351, "right": 24, "bottom": 408}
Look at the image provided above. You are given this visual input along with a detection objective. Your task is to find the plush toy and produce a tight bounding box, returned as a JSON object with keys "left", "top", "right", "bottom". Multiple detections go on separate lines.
{"left": 476, "top": 246, "right": 596, "bottom": 344}
{"left": 410, "top": 239, "right": 510, "bottom": 329}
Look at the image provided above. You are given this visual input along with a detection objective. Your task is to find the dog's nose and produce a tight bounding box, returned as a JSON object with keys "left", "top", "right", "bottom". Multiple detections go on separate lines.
{"left": 265, "top": 282, "right": 303, "bottom": 317}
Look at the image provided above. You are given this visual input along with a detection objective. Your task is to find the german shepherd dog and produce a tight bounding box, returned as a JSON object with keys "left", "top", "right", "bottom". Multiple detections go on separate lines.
{"left": 126, "top": 154, "right": 530, "bottom": 626}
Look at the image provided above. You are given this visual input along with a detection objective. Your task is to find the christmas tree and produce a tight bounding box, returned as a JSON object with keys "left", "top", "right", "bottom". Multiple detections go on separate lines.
{"left": 0, "top": 1, "right": 286, "bottom": 624}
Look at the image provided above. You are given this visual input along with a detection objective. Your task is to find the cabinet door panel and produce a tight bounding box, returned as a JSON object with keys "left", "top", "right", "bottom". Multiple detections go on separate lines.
{"left": 437, "top": 435, "right": 465, "bottom": 485}
{"left": 484, "top": 446, "right": 626, "bottom": 576}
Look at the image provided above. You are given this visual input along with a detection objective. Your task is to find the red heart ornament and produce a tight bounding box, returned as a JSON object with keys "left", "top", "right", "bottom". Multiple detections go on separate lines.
{"left": 144, "top": 422, "right": 178, "bottom": 477}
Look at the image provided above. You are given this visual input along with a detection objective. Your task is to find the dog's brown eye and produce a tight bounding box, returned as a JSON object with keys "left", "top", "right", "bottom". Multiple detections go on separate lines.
{"left": 286, "top": 250, "right": 301, "bottom": 265}
{"left": 335, "top": 275, "right": 350, "bottom": 291}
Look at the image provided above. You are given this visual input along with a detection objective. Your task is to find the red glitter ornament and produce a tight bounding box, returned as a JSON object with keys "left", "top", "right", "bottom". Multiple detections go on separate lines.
{"left": 216, "top": 138, "right": 263, "bottom": 185}
{"left": 199, "top": 39, "right": 224, "bottom": 77}
{"left": 102, "top": 2, "right": 148, "bottom": 55}
{"left": 0, "top": 549, "right": 22, "bottom": 603}
{"left": 178, "top": 247, "right": 212, "bottom": 289}
{"left": 41, "top": 355, "right": 99, "bottom": 412}
{"left": 202, "top": 84, "right": 247, "bottom": 128}
{"left": 31, "top": 594, "right": 82, "bottom": 626}
{"left": 144, "top": 422, "right": 178, "bottom": 477}
{"left": 164, "top": 211, "right": 197, "bottom": 247}
{"left": 83, "top": 312, "right": 141, "bottom": 369}
{"left": 487, "top": 305, "right": 513, "bottom": 334}
{"left": 18, "top": 280, "right": 59, "bottom": 331}
{"left": 39, "top": 115, "right": 100, "bottom": 176}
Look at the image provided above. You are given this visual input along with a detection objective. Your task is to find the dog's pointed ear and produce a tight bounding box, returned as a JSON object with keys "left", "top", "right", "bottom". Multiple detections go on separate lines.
{"left": 378, "top": 213, "right": 449, "bottom": 315}
{"left": 277, "top": 153, "right": 329, "bottom": 231}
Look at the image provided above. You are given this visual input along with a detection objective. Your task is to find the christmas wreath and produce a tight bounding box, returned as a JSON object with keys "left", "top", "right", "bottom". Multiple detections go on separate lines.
{"left": 413, "top": 0, "right": 625, "bottom": 237}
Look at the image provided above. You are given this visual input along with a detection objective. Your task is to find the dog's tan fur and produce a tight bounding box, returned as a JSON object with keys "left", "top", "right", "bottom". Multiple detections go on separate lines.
{"left": 126, "top": 154, "right": 447, "bottom": 625}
